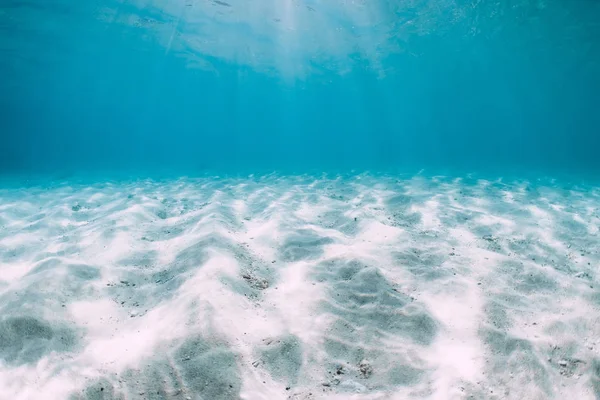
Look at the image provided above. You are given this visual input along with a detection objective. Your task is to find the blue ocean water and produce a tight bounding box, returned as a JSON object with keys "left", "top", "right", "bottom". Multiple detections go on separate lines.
{"left": 2, "top": 3, "right": 600, "bottom": 399}
{"left": 1, "top": 0, "right": 599, "bottom": 178}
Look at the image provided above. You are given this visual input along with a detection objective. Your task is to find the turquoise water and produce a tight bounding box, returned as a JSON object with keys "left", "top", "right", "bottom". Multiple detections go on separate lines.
{"left": 1, "top": 0, "right": 599, "bottom": 177}
{"left": 1, "top": 2, "right": 600, "bottom": 400}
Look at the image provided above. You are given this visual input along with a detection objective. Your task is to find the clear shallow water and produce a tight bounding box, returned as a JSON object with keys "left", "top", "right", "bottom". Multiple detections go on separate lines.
{"left": 1, "top": 1, "right": 600, "bottom": 399}
{"left": 1, "top": 0, "right": 600, "bottom": 175}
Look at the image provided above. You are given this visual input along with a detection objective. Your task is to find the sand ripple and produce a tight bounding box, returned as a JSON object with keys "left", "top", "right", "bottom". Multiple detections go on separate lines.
{"left": 0, "top": 173, "right": 598, "bottom": 399}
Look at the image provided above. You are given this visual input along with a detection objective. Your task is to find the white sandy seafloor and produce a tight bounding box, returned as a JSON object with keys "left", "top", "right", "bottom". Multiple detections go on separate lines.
{"left": 0, "top": 173, "right": 599, "bottom": 400}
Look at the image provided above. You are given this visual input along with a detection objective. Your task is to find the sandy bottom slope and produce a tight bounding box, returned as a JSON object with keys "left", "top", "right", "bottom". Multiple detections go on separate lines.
{"left": 0, "top": 173, "right": 598, "bottom": 400}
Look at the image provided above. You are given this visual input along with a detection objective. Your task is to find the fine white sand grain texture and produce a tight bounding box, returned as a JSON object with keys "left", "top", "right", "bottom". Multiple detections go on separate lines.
{"left": 0, "top": 173, "right": 599, "bottom": 400}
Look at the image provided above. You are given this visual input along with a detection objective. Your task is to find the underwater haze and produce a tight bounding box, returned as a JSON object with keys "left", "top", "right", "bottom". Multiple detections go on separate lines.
{"left": 1, "top": 0, "right": 600, "bottom": 176}
{"left": 1, "top": 1, "right": 600, "bottom": 400}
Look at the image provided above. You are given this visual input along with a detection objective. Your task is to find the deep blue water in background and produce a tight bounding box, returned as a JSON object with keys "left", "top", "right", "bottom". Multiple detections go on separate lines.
{"left": 1, "top": 0, "right": 599, "bottom": 179}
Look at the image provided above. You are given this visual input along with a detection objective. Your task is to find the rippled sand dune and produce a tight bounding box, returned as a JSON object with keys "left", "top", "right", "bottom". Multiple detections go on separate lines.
{"left": 0, "top": 174, "right": 598, "bottom": 400}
